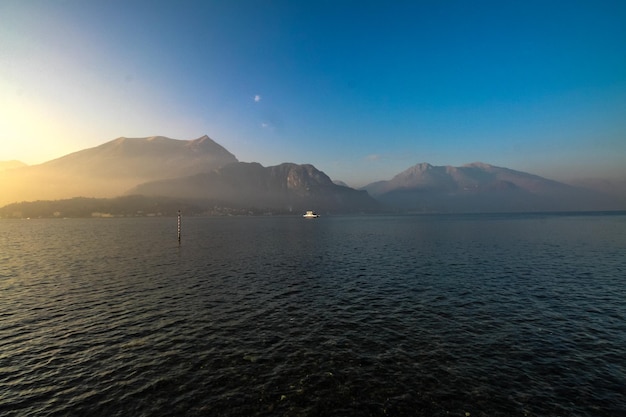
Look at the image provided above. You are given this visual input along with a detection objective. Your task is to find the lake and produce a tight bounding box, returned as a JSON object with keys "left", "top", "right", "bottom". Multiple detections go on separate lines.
{"left": 1, "top": 213, "right": 625, "bottom": 416}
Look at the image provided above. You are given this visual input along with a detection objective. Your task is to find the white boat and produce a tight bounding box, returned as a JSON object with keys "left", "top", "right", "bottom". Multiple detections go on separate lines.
{"left": 303, "top": 210, "right": 320, "bottom": 218}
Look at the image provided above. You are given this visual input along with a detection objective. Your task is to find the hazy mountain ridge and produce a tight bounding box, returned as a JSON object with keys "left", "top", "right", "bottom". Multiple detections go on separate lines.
{"left": 0, "top": 136, "right": 237, "bottom": 205}
{"left": 41, "top": 135, "right": 237, "bottom": 178}
{"left": 565, "top": 178, "right": 626, "bottom": 206}
{"left": 129, "top": 162, "right": 380, "bottom": 213}
{"left": 0, "top": 160, "right": 28, "bottom": 171}
{"left": 1, "top": 135, "right": 623, "bottom": 214}
{"left": 363, "top": 162, "right": 621, "bottom": 212}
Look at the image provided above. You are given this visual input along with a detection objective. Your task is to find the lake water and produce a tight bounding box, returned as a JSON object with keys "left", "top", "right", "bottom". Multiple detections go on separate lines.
{"left": 1, "top": 213, "right": 625, "bottom": 416}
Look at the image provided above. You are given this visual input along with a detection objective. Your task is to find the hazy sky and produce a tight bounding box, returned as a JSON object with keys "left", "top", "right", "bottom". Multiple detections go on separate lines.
{"left": 1, "top": 0, "right": 625, "bottom": 186}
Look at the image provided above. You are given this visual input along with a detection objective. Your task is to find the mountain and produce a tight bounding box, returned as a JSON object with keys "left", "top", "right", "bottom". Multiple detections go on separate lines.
{"left": 129, "top": 162, "right": 380, "bottom": 213}
{"left": 362, "top": 162, "right": 622, "bottom": 212}
{"left": 2, "top": 135, "right": 622, "bottom": 214}
{"left": 333, "top": 179, "right": 350, "bottom": 187}
{"left": 565, "top": 178, "right": 626, "bottom": 207}
{"left": 0, "top": 134, "right": 376, "bottom": 213}
{"left": 0, "top": 136, "right": 237, "bottom": 205}
{"left": 0, "top": 160, "right": 27, "bottom": 171}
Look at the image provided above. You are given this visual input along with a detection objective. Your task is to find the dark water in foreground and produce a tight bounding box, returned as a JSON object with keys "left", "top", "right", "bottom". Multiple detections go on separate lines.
{"left": 1, "top": 213, "right": 625, "bottom": 417}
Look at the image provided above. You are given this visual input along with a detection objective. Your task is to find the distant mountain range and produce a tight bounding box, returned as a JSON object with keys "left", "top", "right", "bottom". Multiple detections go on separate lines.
{"left": 0, "top": 135, "right": 623, "bottom": 216}
{"left": 362, "top": 162, "right": 621, "bottom": 212}
{"left": 128, "top": 161, "right": 378, "bottom": 213}
{"left": 0, "top": 136, "right": 237, "bottom": 205}
{"left": 0, "top": 135, "right": 378, "bottom": 214}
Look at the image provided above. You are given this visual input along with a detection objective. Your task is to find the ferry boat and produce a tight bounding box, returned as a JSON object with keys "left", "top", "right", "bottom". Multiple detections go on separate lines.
{"left": 303, "top": 210, "right": 320, "bottom": 218}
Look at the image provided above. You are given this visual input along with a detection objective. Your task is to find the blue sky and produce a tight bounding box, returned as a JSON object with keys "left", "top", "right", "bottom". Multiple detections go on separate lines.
{"left": 1, "top": 0, "right": 625, "bottom": 186}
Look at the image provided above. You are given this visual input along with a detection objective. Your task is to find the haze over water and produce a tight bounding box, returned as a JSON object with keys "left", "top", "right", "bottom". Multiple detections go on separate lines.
{"left": 1, "top": 213, "right": 625, "bottom": 416}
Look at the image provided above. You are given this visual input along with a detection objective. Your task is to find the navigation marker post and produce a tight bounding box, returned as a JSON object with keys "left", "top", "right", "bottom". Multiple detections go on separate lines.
{"left": 177, "top": 210, "right": 181, "bottom": 244}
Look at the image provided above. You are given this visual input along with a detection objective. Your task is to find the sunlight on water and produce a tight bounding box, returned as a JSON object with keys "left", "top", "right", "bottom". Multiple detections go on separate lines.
{"left": 1, "top": 214, "right": 625, "bottom": 416}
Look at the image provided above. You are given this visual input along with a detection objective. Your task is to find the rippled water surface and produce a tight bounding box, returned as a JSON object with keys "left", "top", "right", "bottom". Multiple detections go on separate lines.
{"left": 1, "top": 213, "right": 625, "bottom": 416}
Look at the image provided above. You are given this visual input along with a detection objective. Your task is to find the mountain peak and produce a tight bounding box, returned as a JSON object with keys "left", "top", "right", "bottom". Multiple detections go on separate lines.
{"left": 412, "top": 162, "right": 434, "bottom": 171}
{"left": 463, "top": 162, "right": 497, "bottom": 170}
{"left": 129, "top": 161, "right": 379, "bottom": 213}
{"left": 0, "top": 135, "right": 239, "bottom": 205}
{"left": 362, "top": 161, "right": 621, "bottom": 212}
{"left": 111, "top": 135, "right": 182, "bottom": 143}
{"left": 392, "top": 163, "right": 433, "bottom": 179}
{"left": 185, "top": 135, "right": 236, "bottom": 157}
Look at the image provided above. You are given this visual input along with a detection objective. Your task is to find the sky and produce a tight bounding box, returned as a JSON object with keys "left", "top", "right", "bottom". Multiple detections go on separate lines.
{"left": 1, "top": 0, "right": 625, "bottom": 187}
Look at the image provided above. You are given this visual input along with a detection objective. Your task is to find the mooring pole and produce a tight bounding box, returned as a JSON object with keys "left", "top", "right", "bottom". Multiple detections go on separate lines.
{"left": 177, "top": 210, "right": 181, "bottom": 243}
